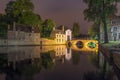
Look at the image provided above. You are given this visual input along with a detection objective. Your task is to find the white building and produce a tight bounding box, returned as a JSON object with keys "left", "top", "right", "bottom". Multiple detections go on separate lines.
{"left": 100, "top": 15, "right": 120, "bottom": 42}
{"left": 109, "top": 16, "right": 120, "bottom": 41}
{"left": 65, "top": 29, "right": 72, "bottom": 41}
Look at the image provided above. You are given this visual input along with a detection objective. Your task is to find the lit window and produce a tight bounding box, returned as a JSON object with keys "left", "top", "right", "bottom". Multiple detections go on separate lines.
{"left": 62, "top": 39, "right": 64, "bottom": 42}
{"left": 56, "top": 34, "right": 58, "bottom": 37}
{"left": 59, "top": 39, "right": 61, "bottom": 42}
{"left": 57, "top": 39, "right": 59, "bottom": 42}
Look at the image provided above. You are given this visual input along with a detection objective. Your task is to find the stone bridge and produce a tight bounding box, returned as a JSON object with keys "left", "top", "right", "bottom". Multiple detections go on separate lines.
{"left": 68, "top": 39, "right": 98, "bottom": 51}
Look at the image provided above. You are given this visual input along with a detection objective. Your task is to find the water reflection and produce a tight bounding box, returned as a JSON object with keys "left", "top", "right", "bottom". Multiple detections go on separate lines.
{"left": 0, "top": 46, "right": 119, "bottom": 80}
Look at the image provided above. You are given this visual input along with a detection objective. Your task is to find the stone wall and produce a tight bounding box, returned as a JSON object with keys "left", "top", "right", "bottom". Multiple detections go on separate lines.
{"left": 40, "top": 38, "right": 56, "bottom": 45}
{"left": 0, "top": 38, "right": 67, "bottom": 46}
{"left": 0, "top": 39, "right": 40, "bottom": 46}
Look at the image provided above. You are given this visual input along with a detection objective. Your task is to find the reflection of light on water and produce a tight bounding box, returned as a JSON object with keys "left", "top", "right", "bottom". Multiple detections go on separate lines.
{"left": 85, "top": 42, "right": 98, "bottom": 51}
{"left": 71, "top": 45, "right": 98, "bottom": 52}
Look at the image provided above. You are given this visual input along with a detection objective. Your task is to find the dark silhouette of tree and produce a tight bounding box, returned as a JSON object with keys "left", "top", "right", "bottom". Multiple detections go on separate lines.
{"left": 5, "top": 0, "right": 42, "bottom": 27}
{"left": 72, "top": 22, "right": 80, "bottom": 38}
{"left": 83, "top": 0, "right": 120, "bottom": 43}
{"left": 42, "top": 19, "right": 56, "bottom": 38}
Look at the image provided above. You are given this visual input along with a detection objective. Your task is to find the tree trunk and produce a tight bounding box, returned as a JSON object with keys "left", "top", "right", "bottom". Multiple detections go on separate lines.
{"left": 102, "top": 0, "right": 109, "bottom": 43}
{"left": 102, "top": 16, "right": 109, "bottom": 43}
{"left": 97, "top": 20, "right": 100, "bottom": 42}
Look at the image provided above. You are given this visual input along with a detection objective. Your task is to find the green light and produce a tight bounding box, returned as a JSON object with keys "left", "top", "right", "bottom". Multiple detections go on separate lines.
{"left": 87, "top": 42, "right": 96, "bottom": 48}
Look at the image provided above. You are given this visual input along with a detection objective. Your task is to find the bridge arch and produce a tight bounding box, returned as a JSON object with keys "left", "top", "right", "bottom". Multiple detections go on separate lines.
{"left": 70, "top": 39, "right": 98, "bottom": 51}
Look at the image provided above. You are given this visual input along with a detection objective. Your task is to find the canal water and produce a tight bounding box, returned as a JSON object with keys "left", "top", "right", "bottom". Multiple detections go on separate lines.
{"left": 0, "top": 45, "right": 119, "bottom": 80}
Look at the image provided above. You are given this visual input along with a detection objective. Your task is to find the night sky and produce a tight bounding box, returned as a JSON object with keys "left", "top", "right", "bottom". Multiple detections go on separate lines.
{"left": 0, "top": 0, "right": 120, "bottom": 34}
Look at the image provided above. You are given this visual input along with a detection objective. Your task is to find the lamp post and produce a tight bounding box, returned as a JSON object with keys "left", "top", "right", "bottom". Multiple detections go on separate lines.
{"left": 43, "top": 24, "right": 45, "bottom": 38}
{"left": 40, "top": 24, "right": 45, "bottom": 47}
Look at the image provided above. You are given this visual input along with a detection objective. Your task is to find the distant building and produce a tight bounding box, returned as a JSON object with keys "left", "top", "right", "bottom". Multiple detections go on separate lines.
{"left": 7, "top": 23, "right": 40, "bottom": 45}
{"left": 100, "top": 15, "right": 120, "bottom": 41}
{"left": 50, "top": 25, "right": 72, "bottom": 44}
{"left": 109, "top": 16, "right": 120, "bottom": 41}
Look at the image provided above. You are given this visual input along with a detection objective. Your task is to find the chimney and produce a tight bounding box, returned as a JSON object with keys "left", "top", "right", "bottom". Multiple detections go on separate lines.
{"left": 8, "top": 24, "right": 10, "bottom": 30}
{"left": 62, "top": 25, "right": 64, "bottom": 31}
{"left": 13, "top": 22, "right": 16, "bottom": 31}
{"left": 53, "top": 27, "right": 55, "bottom": 30}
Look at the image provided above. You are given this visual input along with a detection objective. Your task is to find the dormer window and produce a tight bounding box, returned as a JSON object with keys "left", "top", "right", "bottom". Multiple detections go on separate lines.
{"left": 111, "top": 20, "right": 116, "bottom": 25}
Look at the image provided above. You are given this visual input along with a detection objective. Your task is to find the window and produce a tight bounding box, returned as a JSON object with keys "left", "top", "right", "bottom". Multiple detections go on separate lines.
{"left": 67, "top": 48, "right": 70, "bottom": 53}
{"left": 59, "top": 39, "right": 61, "bottom": 42}
{"left": 29, "top": 33, "right": 31, "bottom": 36}
{"left": 113, "top": 33, "right": 117, "bottom": 37}
{"left": 59, "top": 35, "right": 61, "bottom": 37}
{"left": 113, "top": 27, "right": 117, "bottom": 31}
{"left": 119, "top": 33, "right": 120, "bottom": 39}
{"left": 56, "top": 35, "right": 58, "bottom": 37}
{"left": 111, "top": 20, "right": 116, "bottom": 25}
{"left": 62, "top": 39, "right": 64, "bottom": 42}
{"left": 58, "top": 39, "right": 59, "bottom": 42}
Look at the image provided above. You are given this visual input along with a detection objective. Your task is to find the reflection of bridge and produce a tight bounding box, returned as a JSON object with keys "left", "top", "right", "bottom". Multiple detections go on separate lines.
{"left": 70, "top": 39, "right": 98, "bottom": 51}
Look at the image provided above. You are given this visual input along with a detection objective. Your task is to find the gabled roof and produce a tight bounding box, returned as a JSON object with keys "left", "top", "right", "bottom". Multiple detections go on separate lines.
{"left": 50, "top": 26, "right": 65, "bottom": 38}
{"left": 110, "top": 15, "right": 120, "bottom": 26}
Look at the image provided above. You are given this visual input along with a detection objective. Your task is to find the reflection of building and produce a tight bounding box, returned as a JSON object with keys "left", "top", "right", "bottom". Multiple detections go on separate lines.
{"left": 65, "top": 29, "right": 72, "bottom": 41}
{"left": 7, "top": 46, "right": 41, "bottom": 62}
{"left": 4, "top": 45, "right": 72, "bottom": 65}
{"left": 54, "top": 45, "right": 66, "bottom": 57}
{"left": 50, "top": 26, "right": 72, "bottom": 44}
{"left": 53, "top": 45, "right": 72, "bottom": 63}
{"left": 65, "top": 48, "right": 72, "bottom": 61}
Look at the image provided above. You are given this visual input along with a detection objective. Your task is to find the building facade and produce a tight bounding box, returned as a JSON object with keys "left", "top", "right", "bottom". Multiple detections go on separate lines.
{"left": 109, "top": 16, "right": 120, "bottom": 41}
{"left": 100, "top": 15, "right": 120, "bottom": 42}
{"left": 50, "top": 26, "right": 72, "bottom": 44}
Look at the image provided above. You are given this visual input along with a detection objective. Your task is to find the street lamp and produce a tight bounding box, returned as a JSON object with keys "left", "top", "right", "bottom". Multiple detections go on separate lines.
{"left": 40, "top": 24, "right": 45, "bottom": 47}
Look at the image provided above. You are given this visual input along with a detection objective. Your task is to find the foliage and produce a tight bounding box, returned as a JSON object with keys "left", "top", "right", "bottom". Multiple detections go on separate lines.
{"left": 42, "top": 19, "right": 56, "bottom": 37}
{"left": 18, "top": 12, "right": 41, "bottom": 26}
{"left": 83, "top": 0, "right": 120, "bottom": 43}
{"left": 0, "top": 14, "right": 8, "bottom": 38}
{"left": 72, "top": 22, "right": 80, "bottom": 38}
{"left": 5, "top": 0, "right": 34, "bottom": 23}
{"left": 5, "top": 0, "right": 42, "bottom": 28}
{"left": 88, "top": 23, "right": 99, "bottom": 39}
{"left": 41, "top": 50, "right": 55, "bottom": 69}
{"left": 72, "top": 51, "right": 80, "bottom": 65}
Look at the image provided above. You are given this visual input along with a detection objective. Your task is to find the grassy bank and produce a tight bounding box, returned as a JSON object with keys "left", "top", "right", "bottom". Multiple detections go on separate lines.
{"left": 101, "top": 41, "right": 120, "bottom": 48}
